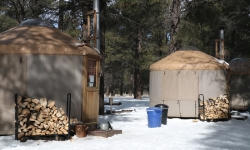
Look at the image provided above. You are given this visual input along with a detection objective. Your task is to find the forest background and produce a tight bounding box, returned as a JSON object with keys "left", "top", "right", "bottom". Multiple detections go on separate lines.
{"left": 1, "top": 0, "right": 250, "bottom": 114}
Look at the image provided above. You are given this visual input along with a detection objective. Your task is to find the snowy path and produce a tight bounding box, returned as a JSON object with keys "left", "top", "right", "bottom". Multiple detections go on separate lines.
{"left": 0, "top": 97, "right": 250, "bottom": 150}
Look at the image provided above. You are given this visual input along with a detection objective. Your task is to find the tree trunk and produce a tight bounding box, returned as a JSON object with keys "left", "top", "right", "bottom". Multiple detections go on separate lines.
{"left": 120, "top": 66, "right": 124, "bottom": 96}
{"left": 168, "top": 0, "right": 181, "bottom": 54}
{"left": 16, "top": 0, "right": 25, "bottom": 23}
{"left": 111, "top": 86, "right": 115, "bottom": 96}
{"left": 99, "top": 0, "right": 106, "bottom": 115}
{"left": 99, "top": 74, "right": 105, "bottom": 115}
{"left": 134, "top": 28, "right": 142, "bottom": 100}
{"left": 20, "top": 0, "right": 25, "bottom": 22}
{"left": 58, "top": 0, "right": 64, "bottom": 30}
{"left": 129, "top": 74, "right": 133, "bottom": 96}
{"left": 134, "top": 68, "right": 142, "bottom": 100}
{"left": 105, "top": 86, "right": 110, "bottom": 97}
{"left": 120, "top": 82, "right": 123, "bottom": 96}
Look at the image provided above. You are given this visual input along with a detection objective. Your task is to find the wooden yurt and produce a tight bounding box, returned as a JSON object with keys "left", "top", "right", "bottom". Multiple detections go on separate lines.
{"left": 0, "top": 20, "right": 100, "bottom": 135}
{"left": 149, "top": 50, "right": 229, "bottom": 118}
{"left": 229, "top": 58, "right": 250, "bottom": 111}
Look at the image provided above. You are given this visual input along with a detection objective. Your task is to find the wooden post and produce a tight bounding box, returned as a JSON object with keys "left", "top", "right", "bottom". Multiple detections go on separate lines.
{"left": 86, "top": 10, "right": 97, "bottom": 47}
{"left": 221, "top": 40, "right": 224, "bottom": 60}
{"left": 93, "top": 11, "right": 97, "bottom": 48}
{"left": 215, "top": 39, "right": 225, "bottom": 59}
{"left": 215, "top": 40, "right": 218, "bottom": 58}
{"left": 109, "top": 97, "right": 113, "bottom": 114}
{"left": 87, "top": 15, "right": 90, "bottom": 46}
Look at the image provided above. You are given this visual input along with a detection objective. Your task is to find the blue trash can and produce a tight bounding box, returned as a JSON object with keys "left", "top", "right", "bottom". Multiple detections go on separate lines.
{"left": 146, "top": 107, "right": 162, "bottom": 128}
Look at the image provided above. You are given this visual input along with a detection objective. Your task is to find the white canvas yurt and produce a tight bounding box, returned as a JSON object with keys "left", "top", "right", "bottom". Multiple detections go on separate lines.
{"left": 0, "top": 20, "right": 100, "bottom": 135}
{"left": 149, "top": 50, "right": 229, "bottom": 118}
{"left": 229, "top": 58, "right": 250, "bottom": 111}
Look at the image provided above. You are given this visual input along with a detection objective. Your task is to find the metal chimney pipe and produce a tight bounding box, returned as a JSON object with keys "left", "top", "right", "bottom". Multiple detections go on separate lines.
{"left": 93, "top": 0, "right": 100, "bottom": 51}
{"left": 219, "top": 27, "right": 224, "bottom": 60}
{"left": 220, "top": 27, "right": 224, "bottom": 40}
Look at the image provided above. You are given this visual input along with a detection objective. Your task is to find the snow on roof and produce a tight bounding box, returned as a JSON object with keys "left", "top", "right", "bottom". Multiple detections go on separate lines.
{"left": 215, "top": 58, "right": 229, "bottom": 65}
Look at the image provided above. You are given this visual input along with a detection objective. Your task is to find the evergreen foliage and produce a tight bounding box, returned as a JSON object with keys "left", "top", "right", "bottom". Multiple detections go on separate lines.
{"left": 104, "top": 0, "right": 167, "bottom": 99}
{"left": 0, "top": 15, "right": 18, "bottom": 32}
{"left": 1, "top": 0, "right": 250, "bottom": 98}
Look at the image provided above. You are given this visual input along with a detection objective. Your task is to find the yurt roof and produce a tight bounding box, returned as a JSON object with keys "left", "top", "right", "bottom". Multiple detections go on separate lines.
{"left": 229, "top": 58, "right": 250, "bottom": 74}
{"left": 150, "top": 50, "right": 229, "bottom": 71}
{"left": 0, "top": 25, "right": 99, "bottom": 56}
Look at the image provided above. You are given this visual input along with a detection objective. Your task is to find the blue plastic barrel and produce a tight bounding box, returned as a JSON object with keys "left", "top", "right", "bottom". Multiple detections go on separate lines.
{"left": 146, "top": 107, "right": 162, "bottom": 128}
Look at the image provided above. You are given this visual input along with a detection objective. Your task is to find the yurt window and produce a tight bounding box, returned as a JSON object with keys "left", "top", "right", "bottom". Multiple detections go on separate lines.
{"left": 87, "top": 59, "right": 97, "bottom": 87}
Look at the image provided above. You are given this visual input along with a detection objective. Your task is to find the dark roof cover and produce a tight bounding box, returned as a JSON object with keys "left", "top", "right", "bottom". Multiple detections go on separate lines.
{"left": 229, "top": 58, "right": 250, "bottom": 74}
{"left": 19, "top": 19, "right": 55, "bottom": 28}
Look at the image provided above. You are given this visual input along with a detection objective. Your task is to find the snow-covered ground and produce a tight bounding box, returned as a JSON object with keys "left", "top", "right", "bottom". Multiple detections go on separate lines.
{"left": 1, "top": 97, "right": 250, "bottom": 150}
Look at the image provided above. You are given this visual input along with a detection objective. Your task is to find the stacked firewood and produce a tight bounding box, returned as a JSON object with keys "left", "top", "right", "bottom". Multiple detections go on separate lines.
{"left": 199, "top": 95, "right": 229, "bottom": 120}
{"left": 17, "top": 96, "right": 69, "bottom": 139}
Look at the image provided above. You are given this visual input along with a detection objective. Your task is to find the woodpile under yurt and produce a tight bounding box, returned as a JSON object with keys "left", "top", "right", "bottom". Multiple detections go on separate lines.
{"left": 199, "top": 95, "right": 229, "bottom": 121}
{"left": 17, "top": 96, "right": 69, "bottom": 139}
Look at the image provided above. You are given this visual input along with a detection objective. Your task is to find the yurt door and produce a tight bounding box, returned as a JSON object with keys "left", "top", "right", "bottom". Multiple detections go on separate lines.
{"left": 83, "top": 57, "right": 100, "bottom": 123}
{"left": 161, "top": 70, "right": 199, "bottom": 117}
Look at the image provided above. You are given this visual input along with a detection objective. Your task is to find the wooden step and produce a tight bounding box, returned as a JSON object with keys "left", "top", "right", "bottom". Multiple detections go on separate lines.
{"left": 88, "top": 130, "right": 122, "bottom": 138}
